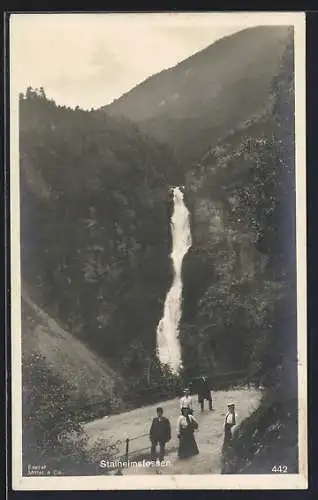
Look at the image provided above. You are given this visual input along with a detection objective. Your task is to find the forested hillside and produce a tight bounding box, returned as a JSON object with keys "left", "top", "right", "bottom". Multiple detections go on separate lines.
{"left": 20, "top": 88, "right": 183, "bottom": 395}
{"left": 105, "top": 26, "right": 291, "bottom": 162}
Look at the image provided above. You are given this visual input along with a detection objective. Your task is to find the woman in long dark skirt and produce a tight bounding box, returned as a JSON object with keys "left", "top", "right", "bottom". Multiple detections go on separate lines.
{"left": 176, "top": 406, "right": 199, "bottom": 459}
{"left": 221, "top": 402, "right": 236, "bottom": 473}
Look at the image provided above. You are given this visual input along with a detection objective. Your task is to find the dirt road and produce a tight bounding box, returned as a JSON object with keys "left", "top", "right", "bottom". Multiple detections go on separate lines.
{"left": 84, "top": 387, "right": 261, "bottom": 475}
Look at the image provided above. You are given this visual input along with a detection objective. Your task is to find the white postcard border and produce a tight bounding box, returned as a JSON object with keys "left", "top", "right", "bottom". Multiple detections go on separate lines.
{"left": 10, "top": 11, "right": 307, "bottom": 490}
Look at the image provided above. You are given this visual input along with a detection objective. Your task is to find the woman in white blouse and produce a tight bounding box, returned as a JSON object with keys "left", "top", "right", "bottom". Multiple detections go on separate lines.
{"left": 176, "top": 406, "right": 199, "bottom": 459}
{"left": 179, "top": 388, "right": 193, "bottom": 414}
{"left": 221, "top": 402, "right": 237, "bottom": 473}
{"left": 223, "top": 402, "right": 236, "bottom": 449}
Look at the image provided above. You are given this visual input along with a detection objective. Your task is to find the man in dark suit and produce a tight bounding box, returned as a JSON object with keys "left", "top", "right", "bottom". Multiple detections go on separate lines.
{"left": 149, "top": 407, "right": 171, "bottom": 461}
{"left": 198, "top": 376, "right": 213, "bottom": 411}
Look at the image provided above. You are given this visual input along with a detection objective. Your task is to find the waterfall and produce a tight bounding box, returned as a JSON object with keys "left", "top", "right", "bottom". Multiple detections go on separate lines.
{"left": 156, "top": 186, "right": 192, "bottom": 373}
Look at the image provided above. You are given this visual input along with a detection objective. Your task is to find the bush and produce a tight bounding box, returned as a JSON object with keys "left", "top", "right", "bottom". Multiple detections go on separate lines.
{"left": 22, "top": 352, "right": 117, "bottom": 475}
{"left": 119, "top": 345, "right": 184, "bottom": 407}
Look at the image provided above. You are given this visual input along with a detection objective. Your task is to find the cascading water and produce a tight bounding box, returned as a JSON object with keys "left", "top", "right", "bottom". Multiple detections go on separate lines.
{"left": 156, "top": 186, "right": 192, "bottom": 373}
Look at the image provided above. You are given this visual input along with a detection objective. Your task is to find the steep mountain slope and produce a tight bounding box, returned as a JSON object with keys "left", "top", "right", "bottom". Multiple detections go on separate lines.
{"left": 104, "top": 26, "right": 291, "bottom": 162}
{"left": 22, "top": 291, "right": 124, "bottom": 410}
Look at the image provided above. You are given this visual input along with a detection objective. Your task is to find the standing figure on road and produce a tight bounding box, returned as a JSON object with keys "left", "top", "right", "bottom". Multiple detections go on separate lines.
{"left": 223, "top": 402, "right": 236, "bottom": 447}
{"left": 177, "top": 406, "right": 199, "bottom": 459}
{"left": 149, "top": 407, "right": 171, "bottom": 461}
{"left": 180, "top": 388, "right": 193, "bottom": 415}
{"left": 221, "top": 402, "right": 237, "bottom": 473}
{"left": 198, "top": 376, "right": 213, "bottom": 412}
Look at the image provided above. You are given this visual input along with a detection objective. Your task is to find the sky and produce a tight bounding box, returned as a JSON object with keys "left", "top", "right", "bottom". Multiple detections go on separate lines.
{"left": 10, "top": 12, "right": 300, "bottom": 110}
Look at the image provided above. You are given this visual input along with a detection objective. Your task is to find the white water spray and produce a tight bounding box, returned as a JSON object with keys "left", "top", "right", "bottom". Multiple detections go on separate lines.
{"left": 156, "top": 186, "right": 192, "bottom": 373}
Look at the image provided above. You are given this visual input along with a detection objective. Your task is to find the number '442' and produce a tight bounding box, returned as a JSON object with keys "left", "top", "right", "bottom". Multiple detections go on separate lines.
{"left": 272, "top": 465, "right": 288, "bottom": 473}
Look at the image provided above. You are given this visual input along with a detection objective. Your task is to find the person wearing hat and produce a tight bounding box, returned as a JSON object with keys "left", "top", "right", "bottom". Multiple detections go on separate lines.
{"left": 179, "top": 388, "right": 193, "bottom": 415}
{"left": 221, "top": 402, "right": 237, "bottom": 473}
{"left": 176, "top": 406, "right": 199, "bottom": 459}
{"left": 149, "top": 407, "right": 171, "bottom": 461}
{"left": 198, "top": 376, "right": 213, "bottom": 412}
{"left": 223, "top": 402, "right": 236, "bottom": 448}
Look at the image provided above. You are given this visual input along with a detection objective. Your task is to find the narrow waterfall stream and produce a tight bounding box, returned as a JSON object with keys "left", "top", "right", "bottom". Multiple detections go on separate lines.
{"left": 156, "top": 186, "right": 192, "bottom": 373}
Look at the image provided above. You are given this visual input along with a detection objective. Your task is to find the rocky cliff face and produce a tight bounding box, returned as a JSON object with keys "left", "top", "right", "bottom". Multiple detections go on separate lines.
{"left": 181, "top": 180, "right": 271, "bottom": 375}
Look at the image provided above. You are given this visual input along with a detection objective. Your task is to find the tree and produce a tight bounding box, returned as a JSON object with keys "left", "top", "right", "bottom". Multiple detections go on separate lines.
{"left": 22, "top": 352, "right": 84, "bottom": 467}
{"left": 39, "top": 86, "right": 46, "bottom": 99}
